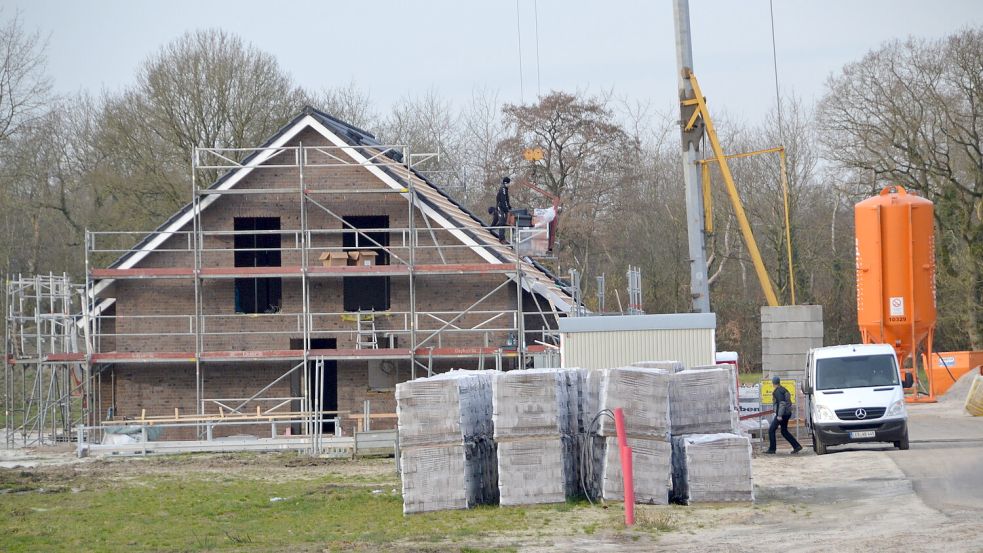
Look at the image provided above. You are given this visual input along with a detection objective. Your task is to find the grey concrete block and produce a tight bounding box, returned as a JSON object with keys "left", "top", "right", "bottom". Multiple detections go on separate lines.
{"left": 760, "top": 305, "right": 823, "bottom": 323}
{"left": 761, "top": 321, "right": 824, "bottom": 339}
{"left": 761, "top": 353, "right": 808, "bottom": 372}
{"left": 762, "top": 337, "right": 823, "bottom": 356}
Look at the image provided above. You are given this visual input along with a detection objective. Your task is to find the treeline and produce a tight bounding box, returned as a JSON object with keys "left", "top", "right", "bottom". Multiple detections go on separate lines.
{"left": 0, "top": 19, "right": 979, "bottom": 363}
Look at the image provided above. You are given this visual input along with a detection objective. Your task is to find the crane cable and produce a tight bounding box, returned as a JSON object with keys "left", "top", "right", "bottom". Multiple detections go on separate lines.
{"left": 534, "top": 0, "right": 542, "bottom": 97}
{"left": 516, "top": 0, "right": 524, "bottom": 102}
{"left": 770, "top": 0, "right": 797, "bottom": 305}
{"left": 516, "top": 0, "right": 544, "bottom": 102}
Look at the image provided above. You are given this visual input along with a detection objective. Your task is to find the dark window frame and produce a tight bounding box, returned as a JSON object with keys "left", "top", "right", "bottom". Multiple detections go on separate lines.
{"left": 342, "top": 215, "right": 390, "bottom": 312}
{"left": 233, "top": 217, "right": 282, "bottom": 314}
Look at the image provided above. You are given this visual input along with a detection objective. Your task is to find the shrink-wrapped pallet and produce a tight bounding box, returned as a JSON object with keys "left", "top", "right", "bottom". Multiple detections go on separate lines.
{"left": 492, "top": 368, "right": 583, "bottom": 505}
{"left": 670, "top": 368, "right": 740, "bottom": 436}
{"left": 631, "top": 360, "right": 686, "bottom": 373}
{"left": 396, "top": 370, "right": 497, "bottom": 514}
{"left": 492, "top": 368, "right": 577, "bottom": 438}
{"left": 671, "top": 433, "right": 754, "bottom": 504}
{"left": 400, "top": 439, "right": 499, "bottom": 514}
{"left": 396, "top": 370, "right": 495, "bottom": 448}
{"left": 497, "top": 435, "right": 579, "bottom": 505}
{"left": 595, "top": 367, "right": 672, "bottom": 439}
{"left": 600, "top": 435, "right": 672, "bottom": 504}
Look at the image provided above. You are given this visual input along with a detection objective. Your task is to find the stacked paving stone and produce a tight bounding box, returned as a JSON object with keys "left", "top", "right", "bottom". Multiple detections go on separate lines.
{"left": 669, "top": 367, "right": 740, "bottom": 436}
{"left": 396, "top": 370, "right": 498, "bottom": 514}
{"left": 669, "top": 366, "right": 752, "bottom": 503}
{"left": 492, "top": 368, "right": 581, "bottom": 505}
{"left": 584, "top": 366, "right": 673, "bottom": 504}
{"left": 671, "top": 433, "right": 754, "bottom": 503}
{"left": 631, "top": 360, "right": 686, "bottom": 373}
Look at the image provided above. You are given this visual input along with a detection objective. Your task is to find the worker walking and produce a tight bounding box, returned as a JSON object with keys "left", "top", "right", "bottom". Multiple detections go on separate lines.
{"left": 766, "top": 375, "right": 802, "bottom": 454}
{"left": 496, "top": 176, "right": 512, "bottom": 217}
{"left": 486, "top": 176, "right": 512, "bottom": 241}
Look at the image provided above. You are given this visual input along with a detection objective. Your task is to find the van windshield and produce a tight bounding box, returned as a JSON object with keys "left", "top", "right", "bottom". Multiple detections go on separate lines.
{"left": 816, "top": 354, "right": 899, "bottom": 390}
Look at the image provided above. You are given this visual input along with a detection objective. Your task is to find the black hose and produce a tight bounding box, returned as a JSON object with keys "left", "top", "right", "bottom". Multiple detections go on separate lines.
{"left": 935, "top": 351, "right": 958, "bottom": 384}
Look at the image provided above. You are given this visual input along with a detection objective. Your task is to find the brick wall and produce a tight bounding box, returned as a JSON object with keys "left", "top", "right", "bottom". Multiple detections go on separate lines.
{"left": 93, "top": 124, "right": 561, "bottom": 437}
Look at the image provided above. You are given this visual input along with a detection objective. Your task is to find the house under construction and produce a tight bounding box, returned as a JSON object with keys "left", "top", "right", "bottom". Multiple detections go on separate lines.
{"left": 4, "top": 107, "right": 575, "bottom": 452}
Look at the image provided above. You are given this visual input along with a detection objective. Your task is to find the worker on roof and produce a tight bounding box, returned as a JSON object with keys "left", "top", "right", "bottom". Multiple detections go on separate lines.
{"left": 488, "top": 206, "right": 506, "bottom": 240}
{"left": 497, "top": 176, "right": 512, "bottom": 215}
{"left": 487, "top": 176, "right": 512, "bottom": 241}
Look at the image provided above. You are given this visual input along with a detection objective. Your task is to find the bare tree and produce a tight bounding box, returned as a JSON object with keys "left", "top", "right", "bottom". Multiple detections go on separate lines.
{"left": 0, "top": 11, "right": 51, "bottom": 144}
{"left": 497, "top": 91, "right": 639, "bottom": 279}
{"left": 818, "top": 29, "right": 983, "bottom": 350}
{"left": 314, "top": 80, "right": 377, "bottom": 131}
{"left": 97, "top": 29, "right": 307, "bottom": 224}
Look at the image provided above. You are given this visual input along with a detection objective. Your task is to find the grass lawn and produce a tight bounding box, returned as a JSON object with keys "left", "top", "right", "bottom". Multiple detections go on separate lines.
{"left": 738, "top": 372, "right": 763, "bottom": 386}
{"left": 0, "top": 452, "right": 678, "bottom": 552}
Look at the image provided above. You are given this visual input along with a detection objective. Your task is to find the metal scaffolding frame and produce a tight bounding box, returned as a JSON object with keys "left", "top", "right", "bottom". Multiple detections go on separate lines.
{"left": 71, "top": 140, "right": 567, "bottom": 454}
{"left": 3, "top": 274, "right": 91, "bottom": 447}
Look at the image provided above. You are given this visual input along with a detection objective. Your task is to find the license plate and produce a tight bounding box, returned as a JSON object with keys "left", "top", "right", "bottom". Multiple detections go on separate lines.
{"left": 849, "top": 430, "right": 876, "bottom": 439}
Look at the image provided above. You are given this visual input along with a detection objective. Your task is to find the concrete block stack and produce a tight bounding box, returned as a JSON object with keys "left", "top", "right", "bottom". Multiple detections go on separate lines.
{"left": 587, "top": 366, "right": 673, "bottom": 504}
{"left": 396, "top": 370, "right": 498, "bottom": 514}
{"left": 671, "top": 433, "right": 754, "bottom": 504}
{"left": 669, "top": 366, "right": 751, "bottom": 504}
{"left": 492, "top": 368, "right": 581, "bottom": 505}
{"left": 761, "top": 305, "right": 824, "bottom": 384}
{"left": 669, "top": 367, "right": 740, "bottom": 436}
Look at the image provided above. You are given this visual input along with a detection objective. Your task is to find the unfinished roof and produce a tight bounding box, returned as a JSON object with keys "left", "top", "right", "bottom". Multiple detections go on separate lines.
{"left": 95, "top": 106, "right": 574, "bottom": 313}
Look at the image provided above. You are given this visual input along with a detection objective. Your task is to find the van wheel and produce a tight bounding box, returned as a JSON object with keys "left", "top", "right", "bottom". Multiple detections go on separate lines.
{"left": 813, "top": 431, "right": 827, "bottom": 455}
{"left": 894, "top": 430, "right": 909, "bottom": 450}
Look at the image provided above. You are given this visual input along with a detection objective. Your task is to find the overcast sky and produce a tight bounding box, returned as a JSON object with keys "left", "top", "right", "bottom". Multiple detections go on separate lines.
{"left": 10, "top": 1, "right": 983, "bottom": 126}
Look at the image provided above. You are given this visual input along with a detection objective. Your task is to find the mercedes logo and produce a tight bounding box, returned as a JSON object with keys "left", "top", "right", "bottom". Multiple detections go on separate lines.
{"left": 855, "top": 408, "right": 867, "bottom": 420}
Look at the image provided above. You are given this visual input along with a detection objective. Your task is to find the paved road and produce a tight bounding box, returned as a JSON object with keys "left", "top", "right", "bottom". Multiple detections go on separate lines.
{"left": 888, "top": 403, "right": 983, "bottom": 514}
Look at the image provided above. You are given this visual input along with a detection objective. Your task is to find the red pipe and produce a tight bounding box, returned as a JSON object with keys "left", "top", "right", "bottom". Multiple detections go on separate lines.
{"left": 613, "top": 407, "right": 635, "bottom": 526}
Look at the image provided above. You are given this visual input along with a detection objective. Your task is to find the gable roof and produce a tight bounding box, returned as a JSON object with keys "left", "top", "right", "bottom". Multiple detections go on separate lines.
{"left": 94, "top": 106, "right": 574, "bottom": 313}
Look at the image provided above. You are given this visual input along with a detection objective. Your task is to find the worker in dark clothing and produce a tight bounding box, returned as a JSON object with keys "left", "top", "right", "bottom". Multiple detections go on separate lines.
{"left": 496, "top": 176, "right": 512, "bottom": 216}
{"left": 487, "top": 206, "right": 505, "bottom": 240}
{"left": 766, "top": 375, "right": 803, "bottom": 454}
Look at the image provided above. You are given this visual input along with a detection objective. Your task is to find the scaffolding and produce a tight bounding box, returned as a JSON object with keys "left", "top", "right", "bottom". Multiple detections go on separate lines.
{"left": 72, "top": 138, "right": 568, "bottom": 454}
{"left": 3, "top": 273, "right": 91, "bottom": 447}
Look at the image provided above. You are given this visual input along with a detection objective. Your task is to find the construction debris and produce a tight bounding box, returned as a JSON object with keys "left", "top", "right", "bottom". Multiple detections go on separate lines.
{"left": 396, "top": 370, "right": 498, "bottom": 514}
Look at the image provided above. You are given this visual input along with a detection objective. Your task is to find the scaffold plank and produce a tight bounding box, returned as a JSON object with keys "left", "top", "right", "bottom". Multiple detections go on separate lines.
{"left": 199, "top": 266, "right": 304, "bottom": 278}
{"left": 91, "top": 267, "right": 195, "bottom": 279}
{"left": 91, "top": 352, "right": 197, "bottom": 363}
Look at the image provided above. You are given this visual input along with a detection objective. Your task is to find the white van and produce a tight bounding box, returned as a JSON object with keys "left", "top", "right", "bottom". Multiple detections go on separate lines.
{"left": 801, "top": 344, "right": 912, "bottom": 455}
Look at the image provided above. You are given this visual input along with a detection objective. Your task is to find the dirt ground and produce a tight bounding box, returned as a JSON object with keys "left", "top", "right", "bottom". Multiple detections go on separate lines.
{"left": 2, "top": 372, "right": 982, "bottom": 552}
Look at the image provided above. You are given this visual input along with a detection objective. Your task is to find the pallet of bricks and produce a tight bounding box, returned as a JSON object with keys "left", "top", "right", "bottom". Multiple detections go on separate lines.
{"left": 396, "top": 370, "right": 498, "bottom": 514}
{"left": 492, "top": 368, "right": 583, "bottom": 505}
{"left": 582, "top": 362, "right": 679, "bottom": 504}
{"left": 669, "top": 365, "right": 754, "bottom": 504}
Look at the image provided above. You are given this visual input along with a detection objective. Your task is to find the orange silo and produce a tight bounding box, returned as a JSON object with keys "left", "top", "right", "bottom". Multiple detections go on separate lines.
{"left": 855, "top": 185, "right": 937, "bottom": 401}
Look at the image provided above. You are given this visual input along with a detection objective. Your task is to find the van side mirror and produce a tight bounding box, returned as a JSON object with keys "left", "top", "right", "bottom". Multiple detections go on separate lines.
{"left": 902, "top": 372, "right": 913, "bottom": 388}
{"left": 801, "top": 382, "right": 813, "bottom": 395}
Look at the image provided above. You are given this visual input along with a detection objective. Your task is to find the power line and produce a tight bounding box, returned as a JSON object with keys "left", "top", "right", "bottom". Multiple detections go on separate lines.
{"left": 769, "top": 0, "right": 783, "bottom": 137}
{"left": 516, "top": 0, "right": 525, "bottom": 103}
{"left": 534, "top": 0, "right": 542, "bottom": 97}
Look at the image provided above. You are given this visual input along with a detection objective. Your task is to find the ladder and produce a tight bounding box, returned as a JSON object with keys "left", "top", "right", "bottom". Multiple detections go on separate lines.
{"left": 355, "top": 310, "right": 378, "bottom": 349}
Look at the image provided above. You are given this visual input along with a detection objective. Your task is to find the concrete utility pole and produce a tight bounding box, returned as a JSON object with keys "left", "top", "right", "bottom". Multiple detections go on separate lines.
{"left": 673, "top": 0, "right": 711, "bottom": 313}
